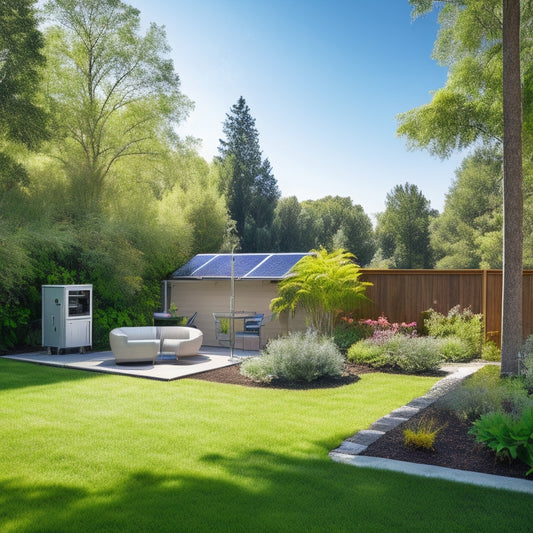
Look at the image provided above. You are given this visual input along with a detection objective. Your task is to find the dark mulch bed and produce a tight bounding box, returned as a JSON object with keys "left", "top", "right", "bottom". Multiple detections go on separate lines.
{"left": 192, "top": 361, "right": 370, "bottom": 389}
{"left": 361, "top": 403, "right": 533, "bottom": 480}
{"left": 190, "top": 362, "right": 533, "bottom": 481}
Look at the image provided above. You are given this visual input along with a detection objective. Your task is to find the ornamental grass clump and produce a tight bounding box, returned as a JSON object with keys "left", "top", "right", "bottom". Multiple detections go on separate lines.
{"left": 403, "top": 417, "right": 446, "bottom": 451}
{"left": 240, "top": 330, "right": 344, "bottom": 383}
{"left": 439, "top": 365, "right": 532, "bottom": 422}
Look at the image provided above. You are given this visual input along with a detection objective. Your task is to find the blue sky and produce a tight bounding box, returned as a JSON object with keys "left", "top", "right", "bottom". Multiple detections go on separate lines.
{"left": 129, "top": 0, "right": 464, "bottom": 219}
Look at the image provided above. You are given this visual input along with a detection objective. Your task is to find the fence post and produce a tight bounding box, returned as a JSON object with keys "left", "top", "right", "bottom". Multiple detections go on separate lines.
{"left": 482, "top": 269, "right": 488, "bottom": 342}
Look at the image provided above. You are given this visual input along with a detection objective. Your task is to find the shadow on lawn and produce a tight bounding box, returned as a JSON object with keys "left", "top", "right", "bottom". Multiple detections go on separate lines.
{"left": 0, "top": 358, "right": 101, "bottom": 391}
{"left": 1, "top": 449, "right": 531, "bottom": 533}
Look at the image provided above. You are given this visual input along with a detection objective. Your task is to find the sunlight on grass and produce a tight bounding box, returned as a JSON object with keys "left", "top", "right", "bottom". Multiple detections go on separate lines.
{"left": 0, "top": 359, "right": 531, "bottom": 532}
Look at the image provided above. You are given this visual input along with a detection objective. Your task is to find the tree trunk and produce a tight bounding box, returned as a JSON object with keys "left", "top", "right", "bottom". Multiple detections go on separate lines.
{"left": 501, "top": 0, "right": 523, "bottom": 376}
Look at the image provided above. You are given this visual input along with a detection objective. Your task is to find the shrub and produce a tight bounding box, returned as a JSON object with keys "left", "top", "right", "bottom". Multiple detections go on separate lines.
{"left": 394, "top": 336, "right": 444, "bottom": 374}
{"left": 347, "top": 334, "right": 442, "bottom": 374}
{"left": 438, "top": 336, "right": 470, "bottom": 362}
{"left": 423, "top": 305, "right": 483, "bottom": 359}
{"left": 403, "top": 417, "right": 446, "bottom": 451}
{"left": 482, "top": 341, "right": 501, "bottom": 362}
{"left": 0, "top": 305, "right": 31, "bottom": 352}
{"left": 346, "top": 338, "right": 392, "bottom": 368}
{"left": 469, "top": 408, "right": 533, "bottom": 476}
{"left": 240, "top": 330, "right": 344, "bottom": 383}
{"left": 520, "top": 335, "right": 533, "bottom": 392}
{"left": 333, "top": 317, "right": 371, "bottom": 353}
{"left": 439, "top": 365, "right": 532, "bottom": 421}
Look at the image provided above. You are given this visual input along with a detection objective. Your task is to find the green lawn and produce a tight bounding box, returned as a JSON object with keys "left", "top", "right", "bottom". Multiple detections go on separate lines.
{"left": 0, "top": 359, "right": 531, "bottom": 532}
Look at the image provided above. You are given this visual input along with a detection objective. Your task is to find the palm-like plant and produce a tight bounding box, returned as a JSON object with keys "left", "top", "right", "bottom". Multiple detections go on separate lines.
{"left": 270, "top": 248, "right": 372, "bottom": 336}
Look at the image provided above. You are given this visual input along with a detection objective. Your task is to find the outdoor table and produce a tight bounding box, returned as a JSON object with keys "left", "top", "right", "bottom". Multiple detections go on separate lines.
{"left": 213, "top": 312, "right": 259, "bottom": 354}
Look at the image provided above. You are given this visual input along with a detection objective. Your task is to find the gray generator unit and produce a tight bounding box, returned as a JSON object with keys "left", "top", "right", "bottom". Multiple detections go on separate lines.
{"left": 42, "top": 284, "right": 92, "bottom": 354}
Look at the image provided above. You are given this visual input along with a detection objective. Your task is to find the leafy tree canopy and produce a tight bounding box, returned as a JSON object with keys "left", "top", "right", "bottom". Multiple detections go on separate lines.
{"left": 431, "top": 148, "right": 503, "bottom": 268}
{"left": 299, "top": 196, "right": 376, "bottom": 265}
{"left": 399, "top": 1, "right": 533, "bottom": 159}
{"left": 0, "top": 0, "right": 48, "bottom": 202}
{"left": 42, "top": 0, "right": 193, "bottom": 208}
{"left": 376, "top": 183, "right": 435, "bottom": 268}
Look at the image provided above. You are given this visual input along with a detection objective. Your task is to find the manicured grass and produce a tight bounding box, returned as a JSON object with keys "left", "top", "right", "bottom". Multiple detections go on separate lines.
{"left": 0, "top": 359, "right": 531, "bottom": 532}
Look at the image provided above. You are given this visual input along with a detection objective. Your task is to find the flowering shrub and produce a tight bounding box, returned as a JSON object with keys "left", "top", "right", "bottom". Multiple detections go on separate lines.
{"left": 333, "top": 315, "right": 372, "bottom": 353}
{"left": 334, "top": 314, "right": 417, "bottom": 354}
{"left": 359, "top": 315, "right": 417, "bottom": 338}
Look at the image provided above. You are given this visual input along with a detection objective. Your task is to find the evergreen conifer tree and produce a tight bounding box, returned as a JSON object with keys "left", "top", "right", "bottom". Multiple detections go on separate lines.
{"left": 218, "top": 97, "right": 280, "bottom": 251}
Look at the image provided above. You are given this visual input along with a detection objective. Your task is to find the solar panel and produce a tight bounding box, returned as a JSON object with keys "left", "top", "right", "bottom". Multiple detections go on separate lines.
{"left": 171, "top": 254, "right": 216, "bottom": 277}
{"left": 172, "top": 253, "right": 310, "bottom": 279}
{"left": 233, "top": 254, "right": 270, "bottom": 277}
{"left": 192, "top": 254, "right": 269, "bottom": 278}
{"left": 246, "top": 253, "right": 308, "bottom": 278}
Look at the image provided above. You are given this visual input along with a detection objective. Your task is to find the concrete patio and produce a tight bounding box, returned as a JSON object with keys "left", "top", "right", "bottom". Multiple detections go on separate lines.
{"left": 4, "top": 346, "right": 259, "bottom": 381}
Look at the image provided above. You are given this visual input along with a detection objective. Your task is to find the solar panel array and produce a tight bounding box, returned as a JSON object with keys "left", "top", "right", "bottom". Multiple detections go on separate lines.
{"left": 171, "top": 253, "right": 310, "bottom": 280}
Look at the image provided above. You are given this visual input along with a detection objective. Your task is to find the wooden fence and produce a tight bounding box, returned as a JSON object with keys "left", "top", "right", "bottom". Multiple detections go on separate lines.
{"left": 358, "top": 269, "right": 533, "bottom": 346}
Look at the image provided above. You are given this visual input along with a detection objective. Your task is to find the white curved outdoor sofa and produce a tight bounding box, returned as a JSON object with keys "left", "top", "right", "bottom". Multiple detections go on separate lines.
{"left": 109, "top": 326, "right": 203, "bottom": 364}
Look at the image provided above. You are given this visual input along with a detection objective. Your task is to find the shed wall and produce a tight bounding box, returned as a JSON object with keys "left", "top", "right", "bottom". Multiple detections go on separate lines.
{"left": 169, "top": 279, "right": 308, "bottom": 346}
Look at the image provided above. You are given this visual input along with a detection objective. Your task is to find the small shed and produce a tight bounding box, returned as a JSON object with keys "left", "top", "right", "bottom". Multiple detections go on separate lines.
{"left": 167, "top": 253, "right": 310, "bottom": 346}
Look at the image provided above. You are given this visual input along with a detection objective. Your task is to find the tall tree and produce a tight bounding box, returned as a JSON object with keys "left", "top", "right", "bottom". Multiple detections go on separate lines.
{"left": 376, "top": 183, "right": 434, "bottom": 268}
{"left": 501, "top": 0, "right": 523, "bottom": 376}
{"left": 0, "top": 0, "right": 48, "bottom": 203}
{"left": 43, "top": 0, "right": 192, "bottom": 210}
{"left": 0, "top": 0, "right": 49, "bottom": 344}
{"left": 218, "top": 96, "right": 280, "bottom": 251}
{"left": 401, "top": 0, "right": 527, "bottom": 375}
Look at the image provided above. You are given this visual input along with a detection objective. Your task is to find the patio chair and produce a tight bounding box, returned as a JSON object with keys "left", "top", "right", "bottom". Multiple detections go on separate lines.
{"left": 244, "top": 313, "right": 264, "bottom": 334}
{"left": 213, "top": 313, "right": 230, "bottom": 346}
{"left": 186, "top": 312, "right": 198, "bottom": 328}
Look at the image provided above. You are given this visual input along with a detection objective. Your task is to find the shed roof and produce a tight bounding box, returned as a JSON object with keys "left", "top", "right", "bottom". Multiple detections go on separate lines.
{"left": 171, "top": 253, "right": 310, "bottom": 280}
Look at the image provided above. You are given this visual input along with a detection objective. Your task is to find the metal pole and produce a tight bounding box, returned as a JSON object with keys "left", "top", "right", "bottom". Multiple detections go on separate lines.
{"left": 230, "top": 250, "right": 235, "bottom": 359}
